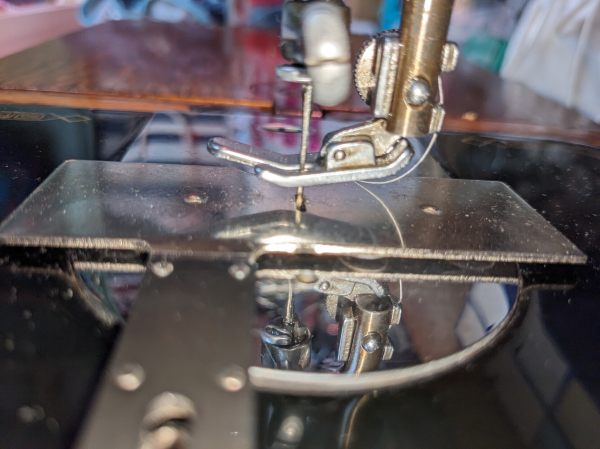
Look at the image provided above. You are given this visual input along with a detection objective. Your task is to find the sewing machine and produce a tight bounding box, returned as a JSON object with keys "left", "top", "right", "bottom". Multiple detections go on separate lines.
{"left": 0, "top": 1, "right": 597, "bottom": 448}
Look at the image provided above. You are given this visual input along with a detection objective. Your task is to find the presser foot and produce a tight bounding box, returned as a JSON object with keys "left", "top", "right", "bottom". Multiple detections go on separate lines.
{"left": 207, "top": 133, "right": 414, "bottom": 188}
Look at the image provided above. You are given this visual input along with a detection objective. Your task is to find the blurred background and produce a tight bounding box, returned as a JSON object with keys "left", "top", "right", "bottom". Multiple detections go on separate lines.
{"left": 0, "top": 0, "right": 527, "bottom": 71}
{"left": 2, "top": 0, "right": 598, "bottom": 123}
{"left": 0, "top": 1, "right": 599, "bottom": 448}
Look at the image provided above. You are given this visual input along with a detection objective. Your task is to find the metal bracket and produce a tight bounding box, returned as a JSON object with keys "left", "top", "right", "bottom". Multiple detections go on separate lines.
{"left": 77, "top": 259, "right": 256, "bottom": 449}
{"left": 313, "top": 277, "right": 400, "bottom": 369}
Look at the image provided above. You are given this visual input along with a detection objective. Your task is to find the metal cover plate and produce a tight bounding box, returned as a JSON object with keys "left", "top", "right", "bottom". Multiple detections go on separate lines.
{"left": 77, "top": 259, "right": 256, "bottom": 449}
{"left": 0, "top": 161, "right": 585, "bottom": 264}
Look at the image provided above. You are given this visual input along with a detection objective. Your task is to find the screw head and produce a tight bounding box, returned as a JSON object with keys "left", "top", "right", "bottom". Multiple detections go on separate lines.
{"left": 140, "top": 393, "right": 196, "bottom": 449}
{"left": 277, "top": 415, "right": 304, "bottom": 444}
{"left": 217, "top": 365, "right": 247, "bottom": 392}
{"left": 141, "top": 425, "right": 189, "bottom": 449}
{"left": 361, "top": 333, "right": 382, "bottom": 353}
{"left": 114, "top": 362, "right": 145, "bottom": 392}
{"left": 184, "top": 194, "right": 208, "bottom": 204}
{"left": 151, "top": 261, "right": 174, "bottom": 278}
{"left": 228, "top": 263, "right": 251, "bottom": 281}
{"left": 317, "top": 281, "right": 331, "bottom": 291}
{"left": 405, "top": 78, "right": 431, "bottom": 106}
{"left": 333, "top": 150, "right": 346, "bottom": 161}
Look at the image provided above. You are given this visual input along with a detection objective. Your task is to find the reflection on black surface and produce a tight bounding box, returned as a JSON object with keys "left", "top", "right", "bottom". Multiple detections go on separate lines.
{"left": 259, "top": 296, "right": 592, "bottom": 449}
{"left": 212, "top": 211, "right": 377, "bottom": 246}
{"left": 0, "top": 264, "right": 117, "bottom": 449}
{"left": 1, "top": 105, "right": 600, "bottom": 449}
{"left": 436, "top": 134, "right": 600, "bottom": 448}
{"left": 256, "top": 278, "right": 517, "bottom": 372}
{"left": 258, "top": 135, "right": 600, "bottom": 449}
{"left": 0, "top": 105, "right": 151, "bottom": 222}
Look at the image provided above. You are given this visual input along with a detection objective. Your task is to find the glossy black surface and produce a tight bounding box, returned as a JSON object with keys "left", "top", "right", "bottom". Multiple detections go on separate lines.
{"left": 260, "top": 135, "right": 600, "bottom": 449}
{"left": 0, "top": 105, "right": 151, "bottom": 222}
{"left": 0, "top": 263, "right": 117, "bottom": 449}
{"left": 436, "top": 134, "right": 600, "bottom": 407}
{"left": 0, "top": 107, "right": 599, "bottom": 449}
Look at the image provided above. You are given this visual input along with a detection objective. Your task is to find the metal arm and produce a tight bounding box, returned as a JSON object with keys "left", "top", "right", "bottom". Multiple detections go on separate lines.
{"left": 388, "top": 0, "right": 455, "bottom": 136}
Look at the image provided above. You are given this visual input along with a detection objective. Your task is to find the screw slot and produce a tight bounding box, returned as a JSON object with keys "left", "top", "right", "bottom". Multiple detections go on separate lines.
{"left": 140, "top": 393, "right": 196, "bottom": 449}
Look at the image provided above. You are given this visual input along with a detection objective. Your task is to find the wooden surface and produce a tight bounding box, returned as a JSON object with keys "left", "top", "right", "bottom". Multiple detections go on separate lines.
{"left": 0, "top": 20, "right": 599, "bottom": 146}
{"left": 0, "top": 22, "right": 280, "bottom": 111}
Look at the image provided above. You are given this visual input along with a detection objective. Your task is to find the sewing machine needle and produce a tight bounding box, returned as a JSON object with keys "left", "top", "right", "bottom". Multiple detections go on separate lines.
{"left": 284, "top": 279, "right": 295, "bottom": 325}
{"left": 295, "top": 83, "right": 313, "bottom": 212}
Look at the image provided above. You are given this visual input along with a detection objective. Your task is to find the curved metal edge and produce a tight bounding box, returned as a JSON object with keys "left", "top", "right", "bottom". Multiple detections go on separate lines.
{"left": 248, "top": 284, "right": 528, "bottom": 396}
{"left": 207, "top": 137, "right": 316, "bottom": 172}
{"left": 255, "top": 145, "right": 414, "bottom": 188}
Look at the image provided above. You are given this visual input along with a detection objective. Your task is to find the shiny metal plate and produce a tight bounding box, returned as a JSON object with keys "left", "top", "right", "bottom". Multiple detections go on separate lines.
{"left": 77, "top": 259, "right": 256, "bottom": 449}
{"left": 0, "top": 160, "right": 585, "bottom": 264}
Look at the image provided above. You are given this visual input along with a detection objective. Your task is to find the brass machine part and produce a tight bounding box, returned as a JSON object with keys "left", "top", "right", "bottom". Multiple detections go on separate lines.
{"left": 341, "top": 294, "right": 394, "bottom": 374}
{"left": 387, "top": 0, "right": 455, "bottom": 137}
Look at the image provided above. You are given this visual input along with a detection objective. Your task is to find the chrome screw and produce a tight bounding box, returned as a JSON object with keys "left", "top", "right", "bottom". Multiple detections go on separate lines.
{"left": 216, "top": 365, "right": 247, "bottom": 392}
{"left": 361, "top": 333, "right": 382, "bottom": 353}
{"left": 317, "top": 281, "right": 331, "bottom": 291}
{"left": 405, "top": 78, "right": 431, "bottom": 106}
{"left": 333, "top": 150, "right": 346, "bottom": 161}
{"left": 228, "top": 263, "right": 251, "bottom": 281}
{"left": 114, "top": 362, "right": 145, "bottom": 392}
{"left": 151, "top": 261, "right": 174, "bottom": 278}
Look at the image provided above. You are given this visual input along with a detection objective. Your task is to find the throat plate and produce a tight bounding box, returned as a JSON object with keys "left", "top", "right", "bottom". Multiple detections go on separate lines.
{"left": 0, "top": 160, "right": 585, "bottom": 265}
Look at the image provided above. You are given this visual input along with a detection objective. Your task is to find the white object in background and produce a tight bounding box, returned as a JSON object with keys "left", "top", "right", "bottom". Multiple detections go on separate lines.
{"left": 455, "top": 283, "right": 511, "bottom": 348}
{"left": 302, "top": 2, "right": 352, "bottom": 107}
{"left": 501, "top": 0, "right": 600, "bottom": 123}
{"left": 350, "top": 20, "right": 378, "bottom": 36}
